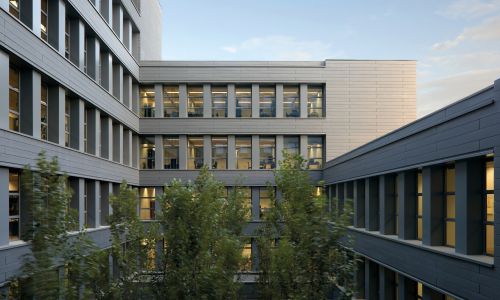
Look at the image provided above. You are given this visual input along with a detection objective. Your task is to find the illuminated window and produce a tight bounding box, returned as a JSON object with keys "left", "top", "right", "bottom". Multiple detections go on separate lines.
{"left": 40, "top": 84, "right": 48, "bottom": 140}
{"left": 212, "top": 136, "right": 227, "bottom": 170}
{"left": 259, "top": 187, "right": 272, "bottom": 219}
{"left": 445, "top": 165, "right": 456, "bottom": 247}
{"left": 140, "top": 137, "right": 155, "bottom": 169}
{"left": 163, "top": 86, "right": 179, "bottom": 117}
{"left": 163, "top": 136, "right": 179, "bottom": 169}
{"left": 187, "top": 86, "right": 203, "bottom": 117}
{"left": 417, "top": 282, "right": 423, "bottom": 300}
{"left": 139, "top": 187, "right": 156, "bottom": 220}
{"left": 65, "top": 97, "right": 71, "bottom": 147}
{"left": 307, "top": 85, "right": 323, "bottom": 117}
{"left": 283, "top": 85, "right": 299, "bottom": 117}
{"left": 283, "top": 136, "right": 300, "bottom": 156}
{"left": 394, "top": 174, "right": 399, "bottom": 235}
{"left": 40, "top": 0, "right": 48, "bottom": 41}
{"left": 9, "top": 170, "right": 20, "bottom": 241}
{"left": 188, "top": 136, "right": 204, "bottom": 169}
{"left": 240, "top": 239, "right": 252, "bottom": 272}
{"left": 9, "top": 0, "right": 20, "bottom": 19}
{"left": 65, "top": 17, "right": 70, "bottom": 59}
{"left": 236, "top": 136, "right": 252, "bottom": 170}
{"left": 139, "top": 86, "right": 155, "bottom": 117}
{"left": 236, "top": 86, "right": 252, "bottom": 117}
{"left": 485, "top": 158, "right": 494, "bottom": 256}
{"left": 417, "top": 170, "right": 423, "bottom": 240}
{"left": 307, "top": 136, "right": 323, "bottom": 169}
{"left": 9, "top": 66, "right": 20, "bottom": 132}
{"left": 259, "top": 137, "right": 275, "bottom": 169}
{"left": 211, "top": 86, "right": 227, "bottom": 118}
{"left": 259, "top": 86, "right": 275, "bottom": 117}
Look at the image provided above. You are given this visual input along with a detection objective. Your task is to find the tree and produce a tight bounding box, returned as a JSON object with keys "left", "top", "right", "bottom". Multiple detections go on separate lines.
{"left": 256, "top": 153, "right": 355, "bottom": 300}
{"left": 14, "top": 152, "right": 101, "bottom": 299}
{"left": 154, "top": 166, "right": 247, "bottom": 299}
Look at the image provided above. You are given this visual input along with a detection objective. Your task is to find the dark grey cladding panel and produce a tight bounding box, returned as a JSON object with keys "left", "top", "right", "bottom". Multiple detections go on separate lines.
{"left": 349, "top": 229, "right": 497, "bottom": 300}
{"left": 0, "top": 228, "right": 111, "bottom": 283}
{"left": 323, "top": 85, "right": 499, "bottom": 183}
{"left": 67, "top": 0, "right": 140, "bottom": 78}
{"left": 0, "top": 130, "right": 139, "bottom": 185}
{"left": 140, "top": 118, "right": 328, "bottom": 135}
{"left": 139, "top": 170, "right": 323, "bottom": 186}
{"left": 0, "top": 10, "right": 139, "bottom": 132}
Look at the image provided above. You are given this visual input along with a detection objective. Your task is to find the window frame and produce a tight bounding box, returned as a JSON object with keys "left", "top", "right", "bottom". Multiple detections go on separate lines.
{"left": 140, "top": 136, "right": 156, "bottom": 169}
{"left": 163, "top": 136, "right": 179, "bottom": 169}
{"left": 211, "top": 136, "right": 228, "bottom": 170}
{"left": 65, "top": 17, "right": 71, "bottom": 59}
{"left": 187, "top": 86, "right": 204, "bottom": 117}
{"left": 139, "top": 86, "right": 155, "bottom": 118}
{"left": 139, "top": 187, "right": 156, "bottom": 220}
{"left": 163, "top": 85, "right": 179, "bottom": 118}
{"left": 283, "top": 135, "right": 300, "bottom": 156}
{"left": 40, "top": 0, "right": 48, "bottom": 42}
{"left": 236, "top": 86, "right": 252, "bottom": 118}
{"left": 211, "top": 86, "right": 228, "bottom": 118}
{"left": 484, "top": 157, "right": 494, "bottom": 256}
{"left": 259, "top": 86, "right": 276, "bottom": 118}
{"left": 283, "top": 85, "right": 300, "bottom": 118}
{"left": 307, "top": 136, "right": 324, "bottom": 169}
{"left": 9, "top": 170, "right": 21, "bottom": 241}
{"left": 9, "top": 0, "right": 21, "bottom": 19}
{"left": 9, "top": 66, "right": 20, "bottom": 132}
{"left": 65, "top": 97, "right": 71, "bottom": 147}
{"left": 444, "top": 164, "right": 456, "bottom": 248}
{"left": 236, "top": 136, "right": 252, "bottom": 170}
{"left": 307, "top": 85, "right": 324, "bottom": 118}
{"left": 187, "top": 136, "right": 204, "bottom": 169}
{"left": 40, "top": 83, "right": 48, "bottom": 140}
{"left": 417, "top": 170, "right": 423, "bottom": 241}
{"left": 259, "top": 136, "right": 276, "bottom": 170}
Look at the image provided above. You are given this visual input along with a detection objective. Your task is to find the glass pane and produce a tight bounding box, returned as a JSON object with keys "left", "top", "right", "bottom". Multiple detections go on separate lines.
{"left": 188, "top": 86, "right": 203, "bottom": 117}
{"left": 140, "top": 86, "right": 155, "bottom": 117}
{"left": 236, "top": 137, "right": 252, "bottom": 170}
{"left": 283, "top": 85, "right": 300, "bottom": 117}
{"left": 446, "top": 195, "right": 455, "bottom": 218}
{"left": 240, "top": 187, "right": 252, "bottom": 220}
{"left": 9, "top": 218, "right": 19, "bottom": 241}
{"left": 163, "top": 86, "right": 179, "bottom": 117}
{"left": 446, "top": 167, "right": 455, "bottom": 192}
{"left": 260, "top": 188, "right": 272, "bottom": 218}
{"left": 284, "top": 136, "right": 300, "bottom": 156}
{"left": 417, "top": 172, "right": 423, "bottom": 194}
{"left": 241, "top": 242, "right": 252, "bottom": 271}
{"left": 212, "top": 136, "right": 227, "bottom": 169}
{"left": 212, "top": 86, "right": 227, "bottom": 118}
{"left": 9, "top": 90, "right": 19, "bottom": 112}
{"left": 417, "top": 283, "right": 423, "bottom": 297}
{"left": 236, "top": 86, "right": 252, "bottom": 118}
{"left": 163, "top": 137, "right": 179, "bottom": 169}
{"left": 417, "top": 218, "right": 422, "bottom": 240}
{"left": 307, "top": 136, "right": 323, "bottom": 169}
{"left": 259, "top": 86, "right": 275, "bottom": 117}
{"left": 486, "top": 224, "right": 494, "bottom": 255}
{"left": 417, "top": 195, "right": 422, "bottom": 216}
{"left": 9, "top": 195, "right": 19, "bottom": 216}
{"left": 487, "top": 194, "right": 494, "bottom": 222}
{"left": 486, "top": 160, "right": 494, "bottom": 191}
{"left": 446, "top": 221, "right": 455, "bottom": 247}
{"left": 188, "top": 137, "right": 204, "bottom": 169}
{"left": 259, "top": 137, "right": 275, "bottom": 169}
{"left": 307, "top": 85, "right": 323, "bottom": 117}
{"left": 9, "top": 171, "right": 19, "bottom": 192}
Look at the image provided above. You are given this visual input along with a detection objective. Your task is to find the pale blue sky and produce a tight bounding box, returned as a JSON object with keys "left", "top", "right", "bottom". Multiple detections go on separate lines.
{"left": 158, "top": 0, "right": 500, "bottom": 116}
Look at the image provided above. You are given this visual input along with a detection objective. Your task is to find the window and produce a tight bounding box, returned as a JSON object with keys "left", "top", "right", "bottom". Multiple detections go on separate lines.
{"left": 9, "top": 66, "right": 20, "bottom": 132}
{"left": 283, "top": 85, "right": 300, "bottom": 117}
{"left": 9, "top": 170, "right": 20, "bottom": 241}
{"left": 163, "top": 86, "right": 179, "bottom": 117}
{"left": 40, "top": 0, "right": 48, "bottom": 42}
{"left": 417, "top": 282, "right": 423, "bottom": 300}
{"left": 83, "top": 180, "right": 88, "bottom": 227}
{"left": 259, "top": 86, "right": 275, "bottom": 117}
{"left": 445, "top": 165, "right": 456, "bottom": 247}
{"left": 65, "top": 17, "right": 70, "bottom": 59}
{"left": 236, "top": 136, "right": 252, "bottom": 170}
{"left": 240, "top": 239, "right": 252, "bottom": 272}
{"left": 307, "top": 136, "right": 323, "bottom": 169}
{"left": 259, "top": 136, "right": 275, "bottom": 169}
{"left": 485, "top": 158, "right": 494, "bottom": 255}
{"left": 308, "top": 85, "right": 323, "bottom": 117}
{"left": 139, "top": 187, "right": 155, "bottom": 220}
{"left": 140, "top": 137, "right": 155, "bottom": 169}
{"left": 83, "top": 108, "right": 89, "bottom": 152}
{"left": 212, "top": 86, "right": 227, "bottom": 118}
{"left": 40, "top": 84, "right": 48, "bottom": 140}
{"left": 239, "top": 187, "right": 252, "bottom": 221}
{"left": 395, "top": 174, "right": 399, "bottom": 235}
{"left": 83, "top": 37, "right": 88, "bottom": 73}
{"left": 236, "top": 86, "right": 252, "bottom": 117}
{"left": 187, "top": 86, "right": 203, "bottom": 117}
{"left": 139, "top": 86, "right": 155, "bottom": 117}
{"left": 65, "top": 97, "right": 71, "bottom": 147}
{"left": 188, "top": 136, "right": 204, "bottom": 169}
{"left": 163, "top": 136, "right": 179, "bottom": 169}
{"left": 259, "top": 187, "right": 272, "bottom": 219}
{"left": 283, "top": 136, "right": 300, "bottom": 156}
{"left": 417, "top": 170, "right": 423, "bottom": 240}
{"left": 212, "top": 136, "right": 227, "bottom": 169}
{"left": 9, "top": 0, "right": 20, "bottom": 19}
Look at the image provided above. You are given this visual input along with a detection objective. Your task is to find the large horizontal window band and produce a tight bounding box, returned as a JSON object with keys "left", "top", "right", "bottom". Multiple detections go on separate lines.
{"left": 327, "top": 149, "right": 494, "bottom": 185}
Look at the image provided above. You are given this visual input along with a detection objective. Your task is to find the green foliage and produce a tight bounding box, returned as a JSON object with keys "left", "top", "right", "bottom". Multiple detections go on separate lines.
{"left": 155, "top": 166, "right": 247, "bottom": 299}
{"left": 256, "top": 153, "right": 355, "bottom": 300}
{"left": 16, "top": 152, "right": 102, "bottom": 299}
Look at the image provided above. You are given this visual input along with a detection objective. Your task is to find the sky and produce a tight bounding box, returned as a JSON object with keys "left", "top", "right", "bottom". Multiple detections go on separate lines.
{"left": 158, "top": 0, "right": 500, "bottom": 117}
